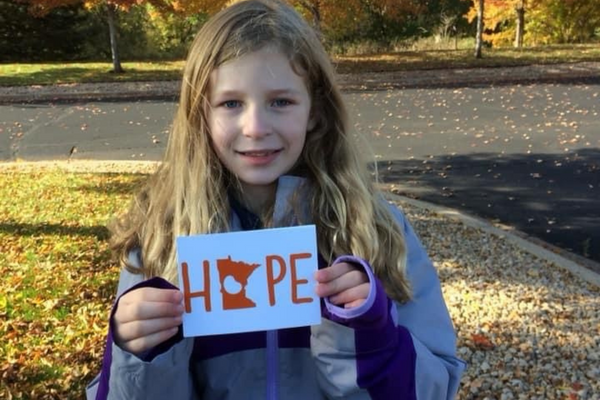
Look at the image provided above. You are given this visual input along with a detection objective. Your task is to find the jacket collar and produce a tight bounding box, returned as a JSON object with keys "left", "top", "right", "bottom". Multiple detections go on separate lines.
{"left": 230, "top": 175, "right": 311, "bottom": 231}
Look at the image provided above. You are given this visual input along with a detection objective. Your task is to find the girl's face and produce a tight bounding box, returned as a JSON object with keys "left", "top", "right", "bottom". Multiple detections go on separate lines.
{"left": 208, "top": 47, "right": 312, "bottom": 204}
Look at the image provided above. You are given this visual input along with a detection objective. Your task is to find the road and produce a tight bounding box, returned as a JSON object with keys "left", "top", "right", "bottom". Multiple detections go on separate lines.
{"left": 1, "top": 82, "right": 598, "bottom": 263}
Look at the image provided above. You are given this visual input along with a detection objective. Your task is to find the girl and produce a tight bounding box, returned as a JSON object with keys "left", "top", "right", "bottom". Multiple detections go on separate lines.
{"left": 87, "top": 0, "right": 465, "bottom": 398}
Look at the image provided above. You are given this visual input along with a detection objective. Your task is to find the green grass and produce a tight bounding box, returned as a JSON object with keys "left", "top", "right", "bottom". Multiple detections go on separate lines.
{"left": 0, "top": 169, "right": 147, "bottom": 398}
{"left": 0, "top": 60, "right": 185, "bottom": 87}
{"left": 1, "top": 44, "right": 599, "bottom": 86}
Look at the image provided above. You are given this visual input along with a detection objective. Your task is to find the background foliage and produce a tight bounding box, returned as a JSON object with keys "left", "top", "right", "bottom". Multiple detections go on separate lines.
{"left": 0, "top": 0, "right": 208, "bottom": 62}
{"left": 466, "top": 0, "right": 600, "bottom": 47}
{"left": 4, "top": 0, "right": 597, "bottom": 64}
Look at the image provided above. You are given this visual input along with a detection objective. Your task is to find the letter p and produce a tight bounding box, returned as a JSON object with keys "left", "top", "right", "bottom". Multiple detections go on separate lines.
{"left": 266, "top": 255, "right": 286, "bottom": 306}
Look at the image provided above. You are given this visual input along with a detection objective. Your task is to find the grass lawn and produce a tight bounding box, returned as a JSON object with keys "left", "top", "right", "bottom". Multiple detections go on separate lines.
{"left": 0, "top": 61, "right": 185, "bottom": 87}
{"left": 1, "top": 44, "right": 599, "bottom": 86}
{"left": 0, "top": 168, "right": 147, "bottom": 398}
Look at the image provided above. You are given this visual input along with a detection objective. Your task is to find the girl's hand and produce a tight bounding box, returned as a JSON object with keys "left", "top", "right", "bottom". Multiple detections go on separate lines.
{"left": 113, "top": 287, "right": 184, "bottom": 356}
{"left": 314, "top": 262, "right": 369, "bottom": 309}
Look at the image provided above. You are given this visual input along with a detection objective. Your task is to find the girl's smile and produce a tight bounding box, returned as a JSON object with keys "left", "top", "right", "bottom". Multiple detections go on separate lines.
{"left": 236, "top": 149, "right": 283, "bottom": 165}
{"left": 208, "top": 47, "right": 312, "bottom": 208}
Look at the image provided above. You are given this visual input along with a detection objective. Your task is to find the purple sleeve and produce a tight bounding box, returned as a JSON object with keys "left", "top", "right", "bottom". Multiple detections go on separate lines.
{"left": 95, "top": 277, "right": 182, "bottom": 400}
{"left": 322, "top": 255, "right": 417, "bottom": 400}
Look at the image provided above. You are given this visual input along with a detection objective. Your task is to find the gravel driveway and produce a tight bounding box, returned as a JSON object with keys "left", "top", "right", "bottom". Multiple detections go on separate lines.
{"left": 401, "top": 201, "right": 599, "bottom": 400}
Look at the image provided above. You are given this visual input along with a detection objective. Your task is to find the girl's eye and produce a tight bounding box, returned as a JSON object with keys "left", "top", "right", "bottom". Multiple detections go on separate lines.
{"left": 272, "top": 99, "right": 292, "bottom": 107}
{"left": 223, "top": 100, "right": 240, "bottom": 109}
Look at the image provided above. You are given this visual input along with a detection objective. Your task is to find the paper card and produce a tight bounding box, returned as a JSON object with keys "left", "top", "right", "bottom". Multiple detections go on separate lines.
{"left": 176, "top": 225, "right": 321, "bottom": 337}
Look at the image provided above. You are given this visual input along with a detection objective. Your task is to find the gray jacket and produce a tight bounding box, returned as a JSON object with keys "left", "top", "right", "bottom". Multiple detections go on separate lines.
{"left": 87, "top": 176, "right": 465, "bottom": 399}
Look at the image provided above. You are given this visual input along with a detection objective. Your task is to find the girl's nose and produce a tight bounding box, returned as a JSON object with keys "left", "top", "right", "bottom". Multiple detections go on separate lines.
{"left": 242, "top": 105, "right": 271, "bottom": 138}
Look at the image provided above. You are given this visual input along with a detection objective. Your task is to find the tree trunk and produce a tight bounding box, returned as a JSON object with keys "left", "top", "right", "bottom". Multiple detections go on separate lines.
{"left": 514, "top": 0, "right": 525, "bottom": 48}
{"left": 298, "top": 0, "right": 321, "bottom": 36}
{"left": 105, "top": 2, "right": 124, "bottom": 73}
{"left": 475, "top": 0, "right": 484, "bottom": 58}
{"left": 310, "top": 3, "right": 321, "bottom": 34}
{"left": 453, "top": 24, "right": 458, "bottom": 50}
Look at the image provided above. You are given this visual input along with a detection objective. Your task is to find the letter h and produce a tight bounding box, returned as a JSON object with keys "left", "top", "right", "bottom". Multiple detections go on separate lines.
{"left": 181, "top": 261, "right": 212, "bottom": 313}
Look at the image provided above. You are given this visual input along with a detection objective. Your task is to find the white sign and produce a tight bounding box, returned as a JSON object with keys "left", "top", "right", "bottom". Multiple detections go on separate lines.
{"left": 176, "top": 225, "right": 321, "bottom": 337}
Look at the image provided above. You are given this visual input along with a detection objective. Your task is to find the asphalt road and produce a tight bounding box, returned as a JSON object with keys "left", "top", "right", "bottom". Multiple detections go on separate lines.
{"left": 1, "top": 82, "right": 598, "bottom": 263}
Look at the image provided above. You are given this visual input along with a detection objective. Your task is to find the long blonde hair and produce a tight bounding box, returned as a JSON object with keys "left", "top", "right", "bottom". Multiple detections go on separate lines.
{"left": 110, "top": 0, "right": 410, "bottom": 302}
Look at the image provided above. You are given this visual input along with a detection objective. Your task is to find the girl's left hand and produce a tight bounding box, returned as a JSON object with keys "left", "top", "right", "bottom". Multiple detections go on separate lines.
{"left": 315, "top": 262, "right": 369, "bottom": 309}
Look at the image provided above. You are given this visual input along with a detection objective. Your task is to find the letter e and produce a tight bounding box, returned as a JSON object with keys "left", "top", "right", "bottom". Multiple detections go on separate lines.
{"left": 290, "top": 253, "right": 313, "bottom": 304}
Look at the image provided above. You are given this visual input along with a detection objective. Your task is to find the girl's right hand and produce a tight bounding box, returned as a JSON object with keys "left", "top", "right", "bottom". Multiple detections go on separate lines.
{"left": 113, "top": 287, "right": 184, "bottom": 356}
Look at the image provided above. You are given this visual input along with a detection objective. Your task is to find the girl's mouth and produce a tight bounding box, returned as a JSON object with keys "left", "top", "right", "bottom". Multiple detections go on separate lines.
{"left": 237, "top": 149, "right": 281, "bottom": 156}
{"left": 236, "top": 149, "right": 282, "bottom": 165}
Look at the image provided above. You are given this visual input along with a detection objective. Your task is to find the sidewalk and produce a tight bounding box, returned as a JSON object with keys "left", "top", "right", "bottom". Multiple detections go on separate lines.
{"left": 1, "top": 61, "right": 599, "bottom": 104}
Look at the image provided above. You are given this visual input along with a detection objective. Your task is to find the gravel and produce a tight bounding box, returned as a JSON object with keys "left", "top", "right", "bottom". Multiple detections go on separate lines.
{"left": 397, "top": 201, "right": 600, "bottom": 400}
{"left": 2, "top": 160, "right": 598, "bottom": 399}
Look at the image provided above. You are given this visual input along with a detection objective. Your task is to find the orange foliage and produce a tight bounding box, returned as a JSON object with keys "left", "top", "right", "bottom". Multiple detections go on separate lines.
{"left": 466, "top": 0, "right": 530, "bottom": 46}
{"left": 466, "top": 0, "right": 598, "bottom": 46}
{"left": 467, "top": 0, "right": 519, "bottom": 28}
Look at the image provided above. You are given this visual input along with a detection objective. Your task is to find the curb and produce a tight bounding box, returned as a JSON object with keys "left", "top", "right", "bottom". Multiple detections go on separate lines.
{"left": 0, "top": 92, "right": 180, "bottom": 105}
{"left": 338, "top": 70, "right": 600, "bottom": 93}
{"left": 383, "top": 191, "right": 600, "bottom": 288}
{"left": 0, "top": 84, "right": 180, "bottom": 105}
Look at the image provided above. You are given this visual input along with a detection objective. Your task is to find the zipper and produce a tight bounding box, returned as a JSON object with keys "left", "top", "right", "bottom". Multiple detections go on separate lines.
{"left": 266, "top": 330, "right": 279, "bottom": 400}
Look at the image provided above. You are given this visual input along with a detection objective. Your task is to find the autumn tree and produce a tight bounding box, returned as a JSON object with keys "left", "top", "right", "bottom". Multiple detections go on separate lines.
{"left": 293, "top": 0, "right": 323, "bottom": 33}
{"left": 20, "top": 0, "right": 175, "bottom": 72}
{"left": 105, "top": 2, "right": 123, "bottom": 71}
{"left": 474, "top": 0, "right": 484, "bottom": 57}
{"left": 527, "top": 0, "right": 600, "bottom": 44}
{"left": 467, "top": 0, "right": 599, "bottom": 47}
{"left": 421, "top": 0, "right": 470, "bottom": 41}
{"left": 169, "top": 0, "right": 227, "bottom": 15}
{"left": 514, "top": 0, "right": 524, "bottom": 47}
{"left": 358, "top": 0, "right": 425, "bottom": 38}
{"left": 468, "top": 0, "right": 521, "bottom": 48}
{"left": 291, "top": 0, "right": 426, "bottom": 47}
{"left": 0, "top": 0, "right": 101, "bottom": 61}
